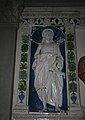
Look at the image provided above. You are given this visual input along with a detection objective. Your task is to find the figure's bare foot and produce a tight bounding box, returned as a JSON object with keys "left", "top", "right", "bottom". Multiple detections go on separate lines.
{"left": 43, "top": 108, "right": 47, "bottom": 112}
{"left": 39, "top": 108, "right": 47, "bottom": 112}
{"left": 55, "top": 108, "right": 64, "bottom": 113}
{"left": 55, "top": 108, "right": 60, "bottom": 113}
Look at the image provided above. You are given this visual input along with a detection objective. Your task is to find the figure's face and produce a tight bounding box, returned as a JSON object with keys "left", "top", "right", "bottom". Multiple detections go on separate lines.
{"left": 42, "top": 29, "right": 54, "bottom": 43}
{"left": 44, "top": 33, "right": 53, "bottom": 43}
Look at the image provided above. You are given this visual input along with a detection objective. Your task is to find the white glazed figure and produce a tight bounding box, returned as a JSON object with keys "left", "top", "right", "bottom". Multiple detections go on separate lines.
{"left": 32, "top": 28, "right": 64, "bottom": 111}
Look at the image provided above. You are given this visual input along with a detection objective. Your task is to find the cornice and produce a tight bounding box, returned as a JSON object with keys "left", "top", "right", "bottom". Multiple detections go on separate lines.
{"left": 24, "top": 2, "right": 85, "bottom": 7}
{"left": 22, "top": 7, "right": 85, "bottom": 18}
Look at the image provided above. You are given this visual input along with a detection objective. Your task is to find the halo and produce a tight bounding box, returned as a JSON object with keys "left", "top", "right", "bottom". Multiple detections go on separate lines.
{"left": 42, "top": 28, "right": 54, "bottom": 37}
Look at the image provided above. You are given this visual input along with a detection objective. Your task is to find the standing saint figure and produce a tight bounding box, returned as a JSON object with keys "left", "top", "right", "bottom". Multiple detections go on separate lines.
{"left": 32, "top": 28, "right": 64, "bottom": 111}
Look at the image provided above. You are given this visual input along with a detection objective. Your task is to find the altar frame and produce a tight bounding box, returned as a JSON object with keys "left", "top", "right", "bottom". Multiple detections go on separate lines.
{"left": 12, "top": 7, "right": 85, "bottom": 118}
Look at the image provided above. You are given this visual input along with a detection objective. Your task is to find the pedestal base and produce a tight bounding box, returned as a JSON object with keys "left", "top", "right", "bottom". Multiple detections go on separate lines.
{"left": 12, "top": 107, "right": 85, "bottom": 120}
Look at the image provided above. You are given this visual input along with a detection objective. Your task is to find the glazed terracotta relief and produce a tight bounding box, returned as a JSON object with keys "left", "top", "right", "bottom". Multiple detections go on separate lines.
{"left": 15, "top": 17, "right": 80, "bottom": 112}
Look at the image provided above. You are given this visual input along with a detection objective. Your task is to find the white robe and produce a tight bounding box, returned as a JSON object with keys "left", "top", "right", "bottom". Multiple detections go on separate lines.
{"left": 32, "top": 42, "right": 64, "bottom": 109}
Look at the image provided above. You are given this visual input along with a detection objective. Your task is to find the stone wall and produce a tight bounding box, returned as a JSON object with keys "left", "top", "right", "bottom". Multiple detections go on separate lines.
{"left": 0, "top": 24, "right": 17, "bottom": 120}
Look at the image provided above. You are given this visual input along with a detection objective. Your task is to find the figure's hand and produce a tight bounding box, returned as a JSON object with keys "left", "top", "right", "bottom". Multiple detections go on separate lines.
{"left": 61, "top": 72, "right": 65, "bottom": 79}
{"left": 32, "top": 60, "right": 37, "bottom": 70}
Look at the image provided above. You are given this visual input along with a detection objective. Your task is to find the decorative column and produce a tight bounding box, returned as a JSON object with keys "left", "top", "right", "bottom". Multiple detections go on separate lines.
{"left": 12, "top": 22, "right": 32, "bottom": 114}
{"left": 64, "top": 17, "right": 82, "bottom": 114}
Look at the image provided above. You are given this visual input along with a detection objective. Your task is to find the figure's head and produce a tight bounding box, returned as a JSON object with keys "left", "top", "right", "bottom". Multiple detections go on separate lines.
{"left": 42, "top": 28, "right": 54, "bottom": 43}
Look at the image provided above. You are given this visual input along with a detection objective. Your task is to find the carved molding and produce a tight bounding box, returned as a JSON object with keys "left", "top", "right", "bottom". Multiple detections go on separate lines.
{"left": 12, "top": 106, "right": 85, "bottom": 119}
{"left": 12, "top": 109, "right": 85, "bottom": 120}
{"left": 21, "top": 7, "right": 85, "bottom": 26}
{"left": 22, "top": 7, "right": 85, "bottom": 17}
